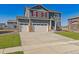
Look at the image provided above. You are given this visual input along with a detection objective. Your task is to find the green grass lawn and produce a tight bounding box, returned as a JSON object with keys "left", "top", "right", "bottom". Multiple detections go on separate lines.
{"left": 0, "top": 33, "right": 21, "bottom": 49}
{"left": 56, "top": 31, "right": 79, "bottom": 40}
{"left": 6, "top": 51, "right": 24, "bottom": 54}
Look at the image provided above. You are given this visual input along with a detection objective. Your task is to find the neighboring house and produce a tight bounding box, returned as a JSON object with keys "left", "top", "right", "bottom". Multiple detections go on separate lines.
{"left": 0, "top": 23, "right": 6, "bottom": 30}
{"left": 68, "top": 17, "right": 79, "bottom": 32}
{"left": 17, "top": 5, "right": 61, "bottom": 32}
{"left": 7, "top": 20, "right": 17, "bottom": 29}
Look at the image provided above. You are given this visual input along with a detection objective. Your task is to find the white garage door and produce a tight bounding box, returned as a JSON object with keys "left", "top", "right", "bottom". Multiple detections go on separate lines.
{"left": 33, "top": 23, "right": 48, "bottom": 32}
{"left": 21, "top": 25, "right": 28, "bottom": 32}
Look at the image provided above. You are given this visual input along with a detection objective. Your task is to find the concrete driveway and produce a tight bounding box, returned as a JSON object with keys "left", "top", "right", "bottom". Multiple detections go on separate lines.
{"left": 20, "top": 32, "right": 79, "bottom": 54}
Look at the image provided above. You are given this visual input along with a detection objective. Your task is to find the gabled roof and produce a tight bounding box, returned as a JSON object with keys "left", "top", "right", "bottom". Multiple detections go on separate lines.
{"left": 68, "top": 16, "right": 79, "bottom": 20}
{"left": 30, "top": 5, "right": 48, "bottom": 11}
{"left": 29, "top": 5, "right": 61, "bottom": 13}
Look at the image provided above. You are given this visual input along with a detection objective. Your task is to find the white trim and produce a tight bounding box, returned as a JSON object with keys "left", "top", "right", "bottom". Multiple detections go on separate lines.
{"left": 32, "top": 23, "right": 48, "bottom": 26}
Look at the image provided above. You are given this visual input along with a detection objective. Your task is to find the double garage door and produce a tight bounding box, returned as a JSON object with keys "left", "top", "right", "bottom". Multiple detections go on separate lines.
{"left": 21, "top": 23, "right": 48, "bottom": 32}
{"left": 33, "top": 23, "right": 48, "bottom": 32}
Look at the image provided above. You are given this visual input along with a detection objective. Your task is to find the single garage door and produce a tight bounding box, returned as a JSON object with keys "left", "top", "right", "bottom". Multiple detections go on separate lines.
{"left": 33, "top": 23, "right": 48, "bottom": 32}
{"left": 20, "top": 24, "right": 28, "bottom": 32}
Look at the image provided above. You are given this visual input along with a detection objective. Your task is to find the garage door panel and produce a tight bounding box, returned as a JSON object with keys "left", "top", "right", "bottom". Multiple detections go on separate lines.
{"left": 33, "top": 23, "right": 48, "bottom": 32}
{"left": 21, "top": 25, "right": 28, "bottom": 32}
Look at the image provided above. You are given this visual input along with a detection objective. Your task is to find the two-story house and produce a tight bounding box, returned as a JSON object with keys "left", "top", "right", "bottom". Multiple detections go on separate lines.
{"left": 17, "top": 5, "right": 61, "bottom": 32}
{"left": 68, "top": 17, "right": 79, "bottom": 32}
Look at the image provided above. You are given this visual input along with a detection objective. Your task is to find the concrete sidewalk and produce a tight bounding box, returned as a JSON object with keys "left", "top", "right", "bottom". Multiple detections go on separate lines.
{"left": 20, "top": 32, "right": 79, "bottom": 54}
{"left": 0, "top": 46, "right": 22, "bottom": 54}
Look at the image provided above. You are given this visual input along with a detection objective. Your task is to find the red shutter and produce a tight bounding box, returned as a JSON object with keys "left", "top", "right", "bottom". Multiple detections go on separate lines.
{"left": 36, "top": 11, "right": 38, "bottom": 17}
{"left": 41, "top": 12, "right": 44, "bottom": 17}
{"left": 32, "top": 11, "right": 33, "bottom": 16}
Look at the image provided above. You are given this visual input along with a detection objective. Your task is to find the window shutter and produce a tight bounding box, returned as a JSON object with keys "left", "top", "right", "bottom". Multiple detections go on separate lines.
{"left": 36, "top": 11, "right": 38, "bottom": 17}
{"left": 41, "top": 12, "right": 44, "bottom": 17}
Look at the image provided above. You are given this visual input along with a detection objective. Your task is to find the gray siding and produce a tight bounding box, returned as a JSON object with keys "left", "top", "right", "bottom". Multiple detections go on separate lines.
{"left": 8, "top": 23, "right": 17, "bottom": 29}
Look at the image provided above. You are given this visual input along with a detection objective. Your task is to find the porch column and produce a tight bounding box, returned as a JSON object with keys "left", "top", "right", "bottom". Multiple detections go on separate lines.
{"left": 50, "top": 20, "right": 52, "bottom": 31}
{"left": 29, "top": 19, "right": 32, "bottom": 32}
{"left": 48, "top": 20, "right": 52, "bottom": 32}
{"left": 28, "top": 9, "right": 32, "bottom": 32}
{"left": 54, "top": 21, "right": 57, "bottom": 31}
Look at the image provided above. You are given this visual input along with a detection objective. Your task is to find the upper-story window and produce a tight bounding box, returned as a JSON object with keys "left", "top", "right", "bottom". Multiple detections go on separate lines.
{"left": 31, "top": 11, "right": 39, "bottom": 17}
{"left": 54, "top": 13, "right": 59, "bottom": 17}
{"left": 41, "top": 11, "right": 48, "bottom": 18}
{"left": 30, "top": 10, "right": 49, "bottom": 18}
{"left": 41, "top": 12, "right": 44, "bottom": 17}
{"left": 38, "top": 11, "right": 41, "bottom": 17}
{"left": 31, "top": 11, "right": 36, "bottom": 17}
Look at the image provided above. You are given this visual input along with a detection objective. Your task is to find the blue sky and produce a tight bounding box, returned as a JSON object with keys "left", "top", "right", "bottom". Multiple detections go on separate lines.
{"left": 0, "top": 4, "right": 79, "bottom": 26}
